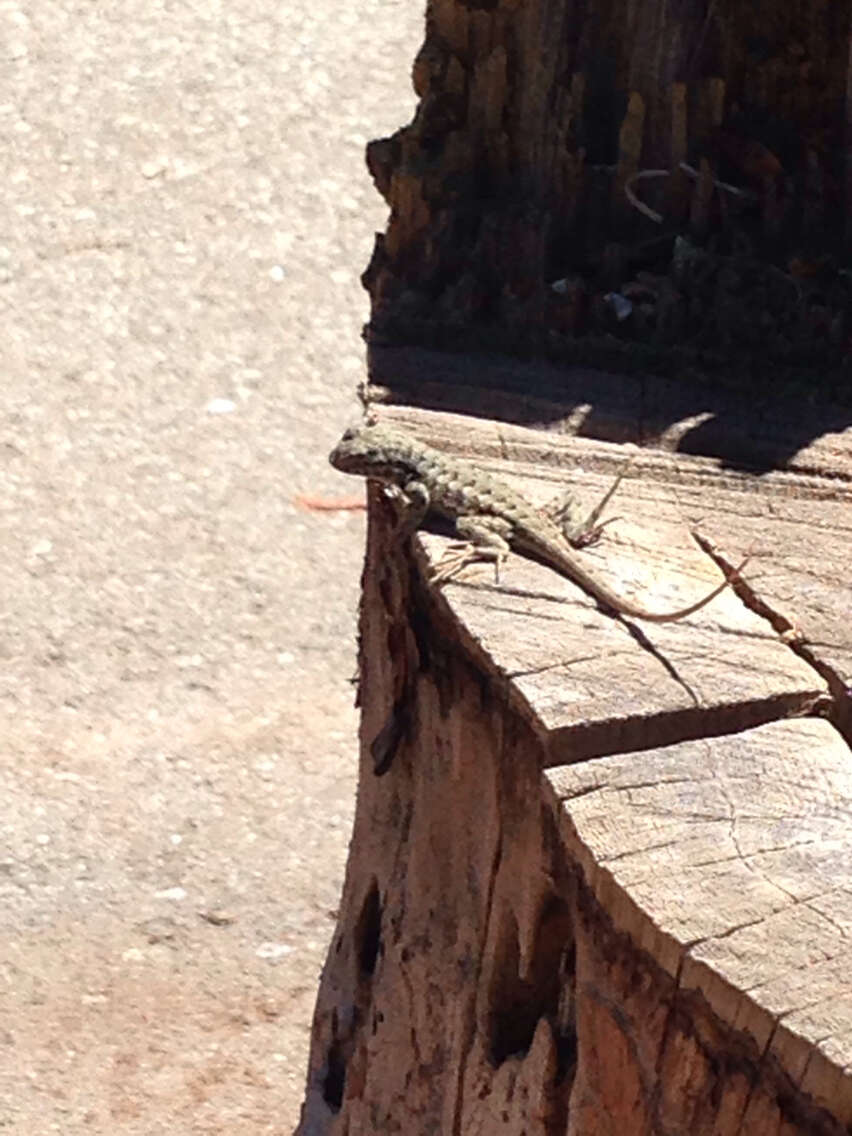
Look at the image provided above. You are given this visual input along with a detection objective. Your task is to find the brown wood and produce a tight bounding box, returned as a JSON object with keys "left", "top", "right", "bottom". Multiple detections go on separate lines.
{"left": 364, "top": 0, "right": 852, "bottom": 391}
{"left": 301, "top": 0, "right": 852, "bottom": 1126}
{"left": 298, "top": 405, "right": 852, "bottom": 1134}
{"left": 547, "top": 718, "right": 852, "bottom": 1132}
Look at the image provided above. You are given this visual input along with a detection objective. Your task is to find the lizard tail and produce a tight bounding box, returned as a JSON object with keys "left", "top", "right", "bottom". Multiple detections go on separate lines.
{"left": 613, "top": 555, "right": 750, "bottom": 623}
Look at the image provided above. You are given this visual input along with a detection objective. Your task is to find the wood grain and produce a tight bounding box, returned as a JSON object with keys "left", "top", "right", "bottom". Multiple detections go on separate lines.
{"left": 300, "top": 404, "right": 851, "bottom": 1135}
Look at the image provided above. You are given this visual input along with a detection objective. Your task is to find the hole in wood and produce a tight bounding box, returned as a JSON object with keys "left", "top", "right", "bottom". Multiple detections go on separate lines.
{"left": 486, "top": 896, "right": 576, "bottom": 1071}
{"left": 321, "top": 1038, "right": 346, "bottom": 1111}
{"left": 355, "top": 879, "right": 383, "bottom": 977}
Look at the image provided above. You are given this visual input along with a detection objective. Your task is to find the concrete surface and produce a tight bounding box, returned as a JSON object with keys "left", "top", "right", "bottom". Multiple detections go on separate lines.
{"left": 0, "top": 1, "right": 419, "bottom": 1131}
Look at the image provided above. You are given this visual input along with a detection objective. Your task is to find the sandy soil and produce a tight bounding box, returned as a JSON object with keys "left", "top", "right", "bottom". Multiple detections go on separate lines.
{"left": 0, "top": 1, "right": 419, "bottom": 1130}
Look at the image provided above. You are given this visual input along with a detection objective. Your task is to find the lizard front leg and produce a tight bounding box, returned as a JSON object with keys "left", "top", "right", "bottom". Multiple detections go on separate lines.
{"left": 432, "top": 514, "right": 514, "bottom": 584}
{"left": 383, "top": 478, "right": 430, "bottom": 539}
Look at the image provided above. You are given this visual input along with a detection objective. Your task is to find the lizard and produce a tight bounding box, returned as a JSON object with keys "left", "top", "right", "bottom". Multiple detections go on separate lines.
{"left": 329, "top": 421, "right": 746, "bottom": 623}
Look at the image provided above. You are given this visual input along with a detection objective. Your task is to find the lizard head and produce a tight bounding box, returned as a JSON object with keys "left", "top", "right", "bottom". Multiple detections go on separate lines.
{"left": 329, "top": 422, "right": 419, "bottom": 485}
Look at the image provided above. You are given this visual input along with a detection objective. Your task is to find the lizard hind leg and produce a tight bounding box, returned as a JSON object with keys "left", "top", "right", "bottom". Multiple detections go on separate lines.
{"left": 549, "top": 457, "right": 634, "bottom": 547}
{"left": 432, "top": 515, "right": 513, "bottom": 584}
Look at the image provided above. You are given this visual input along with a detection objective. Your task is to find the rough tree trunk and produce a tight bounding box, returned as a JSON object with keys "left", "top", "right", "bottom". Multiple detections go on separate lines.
{"left": 365, "top": 0, "right": 852, "bottom": 394}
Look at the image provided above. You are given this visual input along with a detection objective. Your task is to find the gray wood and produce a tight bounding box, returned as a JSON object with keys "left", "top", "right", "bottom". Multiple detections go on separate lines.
{"left": 301, "top": 404, "right": 851, "bottom": 1136}
{"left": 546, "top": 718, "right": 852, "bottom": 1126}
{"left": 380, "top": 406, "right": 830, "bottom": 763}
{"left": 368, "top": 345, "right": 852, "bottom": 474}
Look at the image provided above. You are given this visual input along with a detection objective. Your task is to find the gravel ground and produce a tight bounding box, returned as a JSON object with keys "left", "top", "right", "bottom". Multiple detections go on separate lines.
{"left": 0, "top": 1, "right": 419, "bottom": 1131}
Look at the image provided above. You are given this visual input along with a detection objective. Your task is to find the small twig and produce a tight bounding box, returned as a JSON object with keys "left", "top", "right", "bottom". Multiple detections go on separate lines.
{"left": 679, "top": 161, "right": 758, "bottom": 201}
{"left": 624, "top": 162, "right": 758, "bottom": 224}
{"left": 293, "top": 495, "right": 366, "bottom": 512}
{"left": 624, "top": 169, "right": 669, "bottom": 223}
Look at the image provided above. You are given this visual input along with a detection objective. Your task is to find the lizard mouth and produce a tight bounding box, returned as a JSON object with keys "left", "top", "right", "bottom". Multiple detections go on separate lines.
{"left": 329, "top": 443, "right": 360, "bottom": 472}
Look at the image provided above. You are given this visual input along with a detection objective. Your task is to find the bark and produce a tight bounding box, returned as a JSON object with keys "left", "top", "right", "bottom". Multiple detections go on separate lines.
{"left": 364, "top": 0, "right": 852, "bottom": 392}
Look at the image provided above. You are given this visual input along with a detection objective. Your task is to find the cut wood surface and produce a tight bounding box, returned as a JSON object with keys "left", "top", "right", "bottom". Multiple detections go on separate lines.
{"left": 547, "top": 718, "right": 852, "bottom": 1128}
{"left": 381, "top": 403, "right": 847, "bottom": 736}
{"left": 368, "top": 344, "right": 852, "bottom": 477}
{"left": 300, "top": 404, "right": 852, "bottom": 1135}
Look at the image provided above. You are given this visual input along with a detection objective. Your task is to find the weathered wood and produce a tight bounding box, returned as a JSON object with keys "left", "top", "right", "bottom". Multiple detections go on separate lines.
{"left": 547, "top": 718, "right": 852, "bottom": 1131}
{"left": 378, "top": 405, "right": 852, "bottom": 699}
{"left": 364, "top": 0, "right": 852, "bottom": 391}
{"left": 299, "top": 406, "right": 852, "bottom": 1134}
{"left": 366, "top": 344, "right": 852, "bottom": 474}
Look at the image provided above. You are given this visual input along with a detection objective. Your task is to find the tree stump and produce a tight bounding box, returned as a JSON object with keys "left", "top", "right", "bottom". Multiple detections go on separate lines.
{"left": 300, "top": 0, "right": 852, "bottom": 1126}
{"left": 298, "top": 403, "right": 852, "bottom": 1135}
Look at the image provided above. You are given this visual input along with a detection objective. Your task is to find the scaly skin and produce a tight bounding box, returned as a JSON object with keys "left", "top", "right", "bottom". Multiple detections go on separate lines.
{"left": 330, "top": 422, "right": 743, "bottom": 623}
